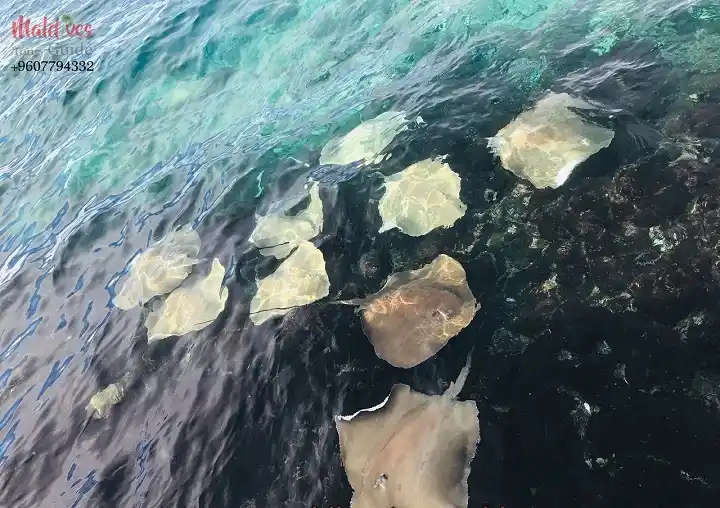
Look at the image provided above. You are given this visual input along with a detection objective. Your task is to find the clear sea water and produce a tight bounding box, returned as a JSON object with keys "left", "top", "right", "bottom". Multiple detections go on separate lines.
{"left": 1, "top": 0, "right": 720, "bottom": 506}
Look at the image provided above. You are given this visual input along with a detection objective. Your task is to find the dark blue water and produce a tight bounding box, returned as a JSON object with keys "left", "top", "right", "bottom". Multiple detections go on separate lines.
{"left": 1, "top": 0, "right": 720, "bottom": 506}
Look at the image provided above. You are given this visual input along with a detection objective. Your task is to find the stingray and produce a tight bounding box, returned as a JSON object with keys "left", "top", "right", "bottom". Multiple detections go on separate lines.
{"left": 341, "top": 254, "right": 478, "bottom": 368}
{"left": 145, "top": 258, "right": 229, "bottom": 342}
{"left": 85, "top": 374, "right": 132, "bottom": 419}
{"left": 488, "top": 92, "right": 615, "bottom": 189}
{"left": 319, "top": 111, "right": 408, "bottom": 166}
{"left": 249, "top": 240, "right": 330, "bottom": 325}
{"left": 249, "top": 181, "right": 324, "bottom": 259}
{"left": 114, "top": 224, "right": 201, "bottom": 310}
{"left": 377, "top": 157, "right": 467, "bottom": 237}
{"left": 335, "top": 353, "right": 480, "bottom": 508}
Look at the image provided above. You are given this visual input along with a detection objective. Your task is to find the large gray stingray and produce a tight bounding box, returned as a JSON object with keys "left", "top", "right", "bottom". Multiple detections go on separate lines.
{"left": 341, "top": 254, "right": 478, "bottom": 368}
{"left": 114, "top": 224, "right": 201, "bottom": 310}
{"left": 335, "top": 354, "right": 480, "bottom": 508}
{"left": 488, "top": 92, "right": 615, "bottom": 189}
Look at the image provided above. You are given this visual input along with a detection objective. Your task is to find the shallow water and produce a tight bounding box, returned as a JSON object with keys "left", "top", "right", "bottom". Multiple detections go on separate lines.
{"left": 1, "top": 0, "right": 720, "bottom": 506}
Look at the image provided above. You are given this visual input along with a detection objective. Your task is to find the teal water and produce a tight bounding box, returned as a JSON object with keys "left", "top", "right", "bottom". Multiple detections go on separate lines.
{"left": 2, "top": 0, "right": 718, "bottom": 228}
{"left": 1, "top": 0, "right": 720, "bottom": 506}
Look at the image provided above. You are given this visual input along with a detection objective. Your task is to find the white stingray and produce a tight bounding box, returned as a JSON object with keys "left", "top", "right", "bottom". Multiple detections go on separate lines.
{"left": 85, "top": 374, "right": 131, "bottom": 419}
{"left": 249, "top": 240, "right": 330, "bottom": 325}
{"left": 145, "top": 258, "right": 229, "bottom": 342}
{"left": 378, "top": 157, "right": 467, "bottom": 237}
{"left": 488, "top": 92, "right": 615, "bottom": 189}
{"left": 319, "top": 111, "right": 408, "bottom": 166}
{"left": 249, "top": 182, "right": 324, "bottom": 259}
{"left": 114, "top": 225, "right": 201, "bottom": 310}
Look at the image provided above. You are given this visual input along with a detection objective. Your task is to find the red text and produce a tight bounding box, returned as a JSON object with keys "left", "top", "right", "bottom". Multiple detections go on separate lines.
{"left": 11, "top": 16, "right": 93, "bottom": 39}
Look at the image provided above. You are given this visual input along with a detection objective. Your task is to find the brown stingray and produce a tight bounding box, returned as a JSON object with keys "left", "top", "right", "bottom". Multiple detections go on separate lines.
{"left": 343, "top": 254, "right": 478, "bottom": 368}
{"left": 335, "top": 354, "right": 480, "bottom": 508}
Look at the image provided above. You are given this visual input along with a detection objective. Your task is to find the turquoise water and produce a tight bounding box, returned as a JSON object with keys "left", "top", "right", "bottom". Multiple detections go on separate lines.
{"left": 1, "top": 0, "right": 720, "bottom": 506}
{"left": 2, "top": 0, "right": 718, "bottom": 229}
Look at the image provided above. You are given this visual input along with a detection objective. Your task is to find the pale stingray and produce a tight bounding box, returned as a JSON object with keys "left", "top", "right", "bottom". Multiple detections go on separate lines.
{"left": 85, "top": 374, "right": 131, "bottom": 419}
{"left": 145, "top": 258, "right": 229, "bottom": 342}
{"left": 378, "top": 157, "right": 467, "bottom": 237}
{"left": 488, "top": 92, "right": 615, "bottom": 189}
{"left": 342, "top": 254, "right": 478, "bottom": 368}
{"left": 249, "top": 240, "right": 330, "bottom": 325}
{"left": 335, "top": 354, "right": 480, "bottom": 508}
{"left": 114, "top": 225, "right": 201, "bottom": 310}
{"left": 319, "top": 111, "right": 408, "bottom": 166}
{"left": 249, "top": 182, "right": 324, "bottom": 259}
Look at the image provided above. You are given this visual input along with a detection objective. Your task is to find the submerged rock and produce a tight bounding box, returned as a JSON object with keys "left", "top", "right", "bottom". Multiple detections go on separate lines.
{"left": 319, "top": 111, "right": 408, "bottom": 166}
{"left": 341, "top": 254, "right": 478, "bottom": 368}
{"left": 378, "top": 157, "right": 467, "bottom": 237}
{"left": 249, "top": 182, "right": 324, "bottom": 259}
{"left": 114, "top": 225, "right": 201, "bottom": 310}
{"left": 145, "top": 258, "right": 229, "bottom": 342}
{"left": 335, "top": 354, "right": 479, "bottom": 508}
{"left": 249, "top": 240, "right": 330, "bottom": 325}
{"left": 488, "top": 92, "right": 615, "bottom": 189}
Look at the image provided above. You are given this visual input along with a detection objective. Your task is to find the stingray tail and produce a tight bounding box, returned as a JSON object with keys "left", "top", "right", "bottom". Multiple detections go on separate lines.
{"left": 326, "top": 296, "right": 366, "bottom": 306}
{"left": 445, "top": 348, "right": 474, "bottom": 399}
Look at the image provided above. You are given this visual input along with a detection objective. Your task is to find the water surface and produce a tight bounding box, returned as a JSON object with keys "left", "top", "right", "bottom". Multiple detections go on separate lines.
{"left": 0, "top": 0, "right": 719, "bottom": 506}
